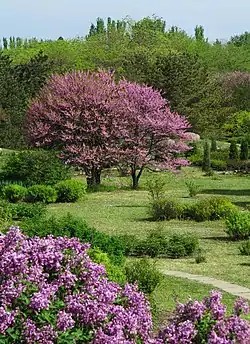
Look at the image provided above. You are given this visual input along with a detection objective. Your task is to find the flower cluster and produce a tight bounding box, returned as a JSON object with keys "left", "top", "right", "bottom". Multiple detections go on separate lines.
{"left": 0, "top": 227, "right": 156, "bottom": 343}
{"left": 159, "top": 290, "right": 250, "bottom": 344}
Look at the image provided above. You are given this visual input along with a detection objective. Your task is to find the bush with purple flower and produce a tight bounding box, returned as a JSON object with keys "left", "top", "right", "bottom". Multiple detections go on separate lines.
{"left": 0, "top": 227, "right": 156, "bottom": 343}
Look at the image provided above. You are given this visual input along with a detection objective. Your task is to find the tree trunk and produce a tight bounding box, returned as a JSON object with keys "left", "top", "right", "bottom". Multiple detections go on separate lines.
{"left": 131, "top": 166, "right": 144, "bottom": 190}
{"left": 86, "top": 167, "right": 101, "bottom": 187}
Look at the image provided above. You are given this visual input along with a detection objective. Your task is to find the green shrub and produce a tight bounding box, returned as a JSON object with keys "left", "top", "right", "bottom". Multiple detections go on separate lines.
{"left": 146, "top": 176, "right": 166, "bottom": 202}
{"left": 26, "top": 184, "right": 57, "bottom": 203}
{"left": 240, "top": 140, "right": 249, "bottom": 161}
{"left": 239, "top": 240, "right": 250, "bottom": 255}
{"left": 10, "top": 203, "right": 47, "bottom": 220}
{"left": 202, "top": 140, "right": 211, "bottom": 172}
{"left": 211, "top": 159, "right": 227, "bottom": 171}
{"left": 118, "top": 234, "right": 140, "bottom": 256}
{"left": 229, "top": 140, "right": 239, "bottom": 160}
{"left": 187, "top": 197, "right": 236, "bottom": 222}
{"left": 1, "top": 150, "right": 71, "bottom": 186}
{"left": 188, "top": 154, "right": 202, "bottom": 167}
{"left": 149, "top": 198, "right": 182, "bottom": 221}
{"left": 134, "top": 231, "right": 168, "bottom": 258}
{"left": 3, "top": 184, "right": 27, "bottom": 203}
{"left": 166, "top": 233, "right": 199, "bottom": 258}
{"left": 0, "top": 200, "right": 12, "bottom": 221}
{"left": 55, "top": 179, "right": 86, "bottom": 202}
{"left": 89, "top": 247, "right": 126, "bottom": 285}
{"left": 185, "top": 180, "right": 200, "bottom": 197}
{"left": 211, "top": 138, "right": 217, "bottom": 152}
{"left": 225, "top": 211, "right": 250, "bottom": 240}
{"left": 125, "top": 258, "right": 163, "bottom": 295}
{"left": 21, "top": 214, "right": 126, "bottom": 265}
{"left": 195, "top": 248, "right": 207, "bottom": 264}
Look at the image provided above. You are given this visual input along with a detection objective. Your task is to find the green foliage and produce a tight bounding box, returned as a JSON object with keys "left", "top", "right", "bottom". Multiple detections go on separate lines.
{"left": 89, "top": 247, "right": 126, "bottom": 285}
{"left": 210, "top": 159, "right": 227, "bottom": 171}
{"left": 134, "top": 230, "right": 169, "bottom": 258}
{"left": 26, "top": 184, "right": 57, "bottom": 203}
{"left": 202, "top": 140, "right": 211, "bottom": 172}
{"left": 21, "top": 214, "right": 126, "bottom": 265}
{"left": 189, "top": 197, "right": 236, "bottom": 222}
{"left": 185, "top": 180, "right": 200, "bottom": 197}
{"left": 211, "top": 138, "right": 217, "bottom": 152}
{"left": 225, "top": 211, "right": 250, "bottom": 240}
{"left": 125, "top": 258, "right": 163, "bottom": 295}
{"left": 240, "top": 140, "right": 249, "bottom": 160}
{"left": 55, "top": 179, "right": 86, "bottom": 202}
{"left": 149, "top": 198, "right": 183, "bottom": 221}
{"left": 10, "top": 202, "right": 47, "bottom": 220}
{"left": 3, "top": 184, "right": 27, "bottom": 203}
{"left": 167, "top": 233, "right": 199, "bottom": 259}
{"left": 1, "top": 150, "right": 71, "bottom": 186}
{"left": 146, "top": 175, "right": 166, "bottom": 202}
{"left": 195, "top": 248, "right": 207, "bottom": 264}
{"left": 239, "top": 240, "right": 250, "bottom": 255}
{"left": 229, "top": 140, "right": 239, "bottom": 160}
{"left": 0, "top": 200, "right": 12, "bottom": 221}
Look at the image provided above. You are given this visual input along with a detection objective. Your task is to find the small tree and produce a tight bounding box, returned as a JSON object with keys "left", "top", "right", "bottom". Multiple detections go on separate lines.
{"left": 229, "top": 140, "right": 239, "bottom": 160}
{"left": 202, "top": 140, "right": 211, "bottom": 172}
{"left": 240, "top": 139, "right": 249, "bottom": 160}
{"left": 211, "top": 138, "right": 217, "bottom": 152}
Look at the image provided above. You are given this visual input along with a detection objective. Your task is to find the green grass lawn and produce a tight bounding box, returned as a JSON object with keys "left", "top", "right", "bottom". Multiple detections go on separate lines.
{"left": 47, "top": 167, "right": 250, "bottom": 316}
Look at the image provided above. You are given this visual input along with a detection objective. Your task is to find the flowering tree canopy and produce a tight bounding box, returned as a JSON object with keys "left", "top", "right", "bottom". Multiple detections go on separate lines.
{"left": 27, "top": 71, "right": 190, "bottom": 188}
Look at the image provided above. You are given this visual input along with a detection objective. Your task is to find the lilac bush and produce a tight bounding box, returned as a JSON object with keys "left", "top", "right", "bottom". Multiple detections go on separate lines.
{"left": 158, "top": 290, "right": 250, "bottom": 344}
{"left": 0, "top": 227, "right": 157, "bottom": 343}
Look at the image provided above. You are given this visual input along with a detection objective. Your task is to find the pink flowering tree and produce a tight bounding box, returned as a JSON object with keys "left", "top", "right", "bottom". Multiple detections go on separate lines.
{"left": 27, "top": 71, "right": 190, "bottom": 189}
{"left": 115, "top": 80, "right": 191, "bottom": 189}
{"left": 27, "top": 71, "right": 121, "bottom": 187}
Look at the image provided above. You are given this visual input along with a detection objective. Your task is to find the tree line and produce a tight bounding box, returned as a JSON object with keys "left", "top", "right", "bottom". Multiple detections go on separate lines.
{"left": 0, "top": 16, "right": 250, "bottom": 148}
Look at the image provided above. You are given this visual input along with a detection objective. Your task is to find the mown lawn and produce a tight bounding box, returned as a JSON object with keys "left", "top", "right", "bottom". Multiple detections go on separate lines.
{"left": 48, "top": 167, "right": 250, "bottom": 315}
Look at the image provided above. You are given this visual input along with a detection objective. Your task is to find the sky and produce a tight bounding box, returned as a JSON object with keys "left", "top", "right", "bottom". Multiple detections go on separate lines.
{"left": 1, "top": 0, "right": 250, "bottom": 42}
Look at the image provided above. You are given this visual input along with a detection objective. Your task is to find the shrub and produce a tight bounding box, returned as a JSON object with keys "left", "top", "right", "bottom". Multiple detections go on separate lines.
{"left": 3, "top": 184, "right": 27, "bottom": 203}
{"left": 195, "top": 248, "right": 207, "bottom": 263}
{"left": 225, "top": 211, "right": 250, "bottom": 240}
{"left": 26, "top": 184, "right": 57, "bottom": 203}
{"left": 158, "top": 291, "right": 250, "bottom": 343}
{"left": 239, "top": 240, "right": 250, "bottom": 255}
{"left": 166, "top": 233, "right": 199, "bottom": 258}
{"left": 0, "top": 200, "right": 12, "bottom": 221}
{"left": 55, "top": 179, "right": 86, "bottom": 202}
{"left": 125, "top": 258, "right": 163, "bottom": 295}
{"left": 188, "top": 154, "right": 202, "bottom": 167}
{"left": 188, "top": 197, "right": 236, "bottom": 222}
{"left": 202, "top": 140, "right": 211, "bottom": 172}
{"left": 0, "top": 227, "right": 154, "bottom": 343}
{"left": 10, "top": 202, "right": 47, "bottom": 220}
{"left": 185, "top": 180, "right": 200, "bottom": 197}
{"left": 149, "top": 198, "right": 182, "bottom": 221}
{"left": 22, "top": 214, "right": 126, "bottom": 265}
{"left": 240, "top": 139, "right": 249, "bottom": 161}
{"left": 134, "top": 231, "right": 169, "bottom": 258}
{"left": 211, "top": 138, "right": 217, "bottom": 152}
{"left": 89, "top": 247, "right": 127, "bottom": 285}
{"left": 1, "top": 149, "right": 71, "bottom": 186}
{"left": 146, "top": 176, "right": 166, "bottom": 202}
{"left": 211, "top": 159, "right": 227, "bottom": 171}
{"left": 118, "top": 234, "right": 140, "bottom": 256}
{"left": 229, "top": 139, "right": 239, "bottom": 160}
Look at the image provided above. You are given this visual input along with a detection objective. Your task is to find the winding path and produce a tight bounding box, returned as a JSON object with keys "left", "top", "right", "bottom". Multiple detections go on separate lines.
{"left": 160, "top": 270, "right": 250, "bottom": 300}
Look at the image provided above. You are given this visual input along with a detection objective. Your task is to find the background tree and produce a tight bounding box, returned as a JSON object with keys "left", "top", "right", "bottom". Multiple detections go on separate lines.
{"left": 27, "top": 71, "right": 190, "bottom": 189}
{"left": 229, "top": 140, "right": 239, "bottom": 160}
{"left": 211, "top": 138, "right": 217, "bottom": 152}
{"left": 202, "top": 140, "right": 211, "bottom": 172}
{"left": 240, "top": 140, "right": 249, "bottom": 161}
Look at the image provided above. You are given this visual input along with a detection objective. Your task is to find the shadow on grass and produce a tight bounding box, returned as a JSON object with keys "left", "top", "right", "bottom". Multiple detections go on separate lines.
{"left": 112, "top": 205, "right": 147, "bottom": 208}
{"left": 240, "top": 263, "right": 250, "bottom": 267}
{"left": 201, "top": 189, "right": 250, "bottom": 196}
{"left": 203, "top": 236, "right": 232, "bottom": 242}
{"left": 233, "top": 201, "right": 250, "bottom": 209}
